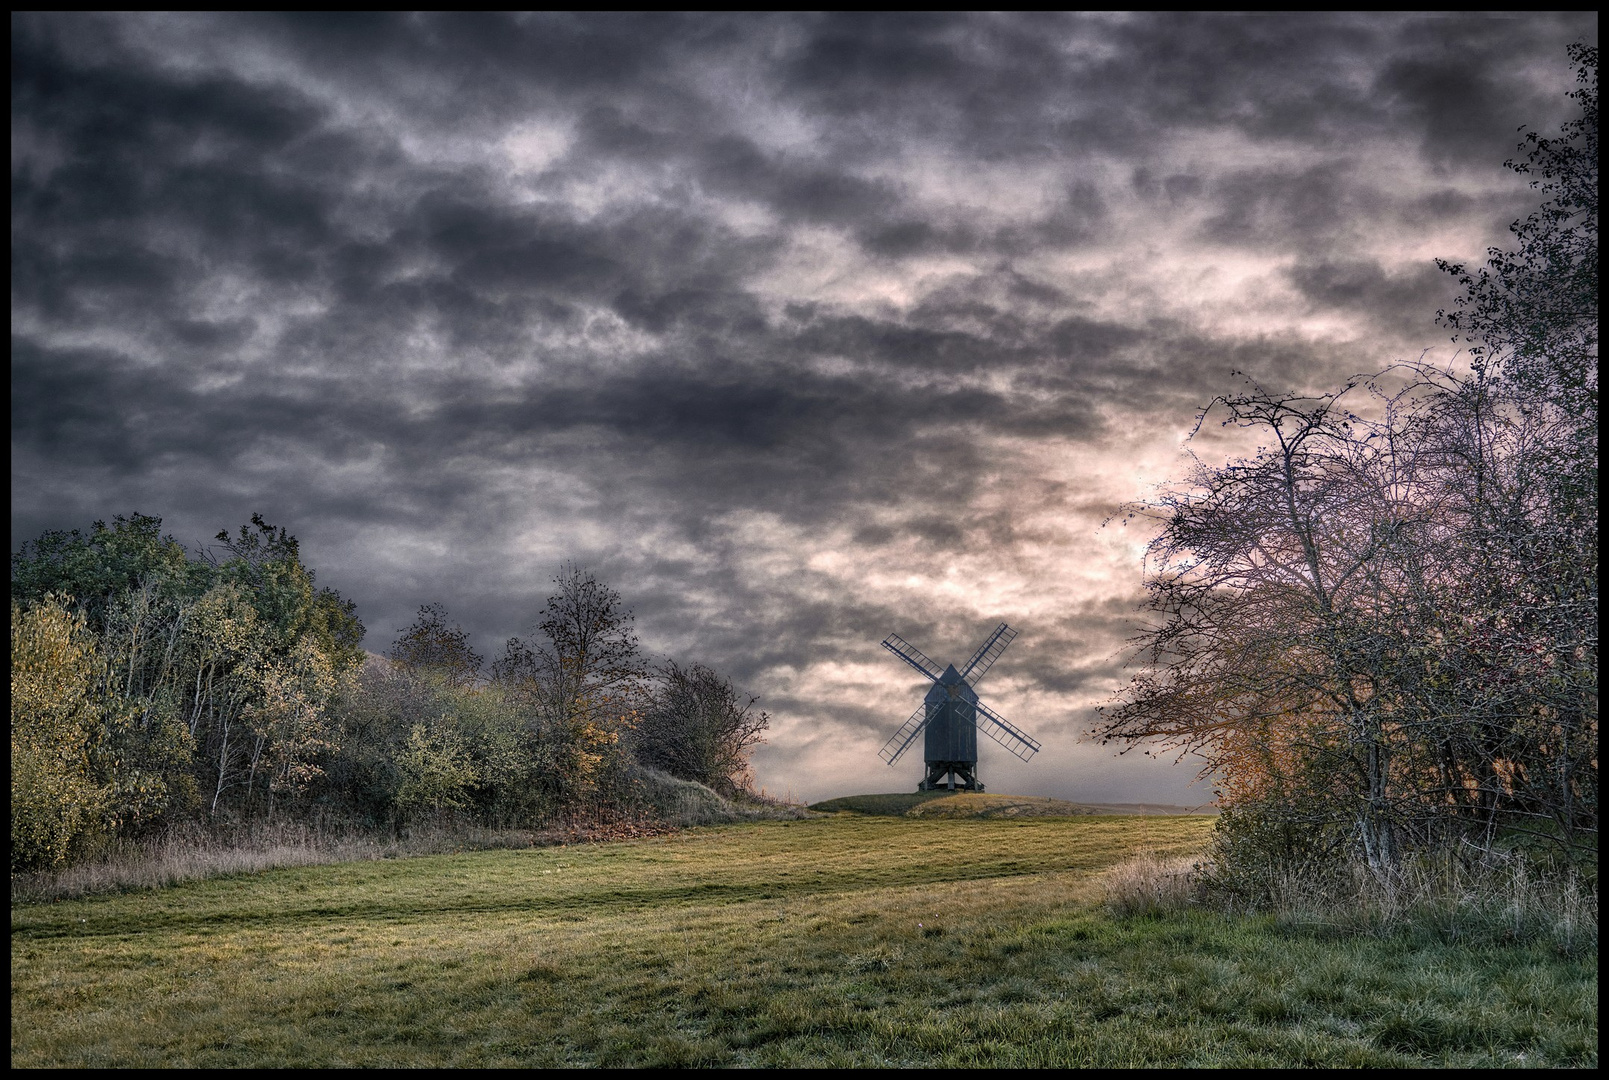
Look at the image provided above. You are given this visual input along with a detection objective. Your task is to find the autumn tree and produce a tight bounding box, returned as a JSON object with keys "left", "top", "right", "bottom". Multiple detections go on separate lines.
{"left": 1096, "top": 368, "right": 1595, "bottom": 869}
{"left": 491, "top": 565, "right": 647, "bottom": 816}
{"left": 1096, "top": 45, "right": 1597, "bottom": 871}
{"left": 11, "top": 597, "right": 112, "bottom": 870}
{"left": 11, "top": 513, "right": 365, "bottom": 828}
{"left": 1431, "top": 41, "right": 1596, "bottom": 854}
{"left": 1095, "top": 380, "right": 1430, "bottom": 865}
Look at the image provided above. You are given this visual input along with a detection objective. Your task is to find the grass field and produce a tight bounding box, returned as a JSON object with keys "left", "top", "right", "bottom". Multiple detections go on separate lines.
{"left": 10, "top": 810, "right": 1597, "bottom": 1067}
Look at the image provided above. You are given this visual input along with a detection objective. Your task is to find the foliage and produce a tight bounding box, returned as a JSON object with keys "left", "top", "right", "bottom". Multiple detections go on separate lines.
{"left": 11, "top": 598, "right": 111, "bottom": 871}
{"left": 328, "top": 580, "right": 764, "bottom": 830}
{"left": 1436, "top": 42, "right": 1597, "bottom": 416}
{"left": 10, "top": 514, "right": 191, "bottom": 637}
{"left": 637, "top": 660, "right": 770, "bottom": 796}
{"left": 11, "top": 513, "right": 364, "bottom": 833}
{"left": 388, "top": 602, "right": 484, "bottom": 690}
{"left": 1097, "top": 364, "right": 1596, "bottom": 866}
{"left": 1096, "top": 44, "right": 1597, "bottom": 878}
{"left": 395, "top": 721, "right": 479, "bottom": 813}
{"left": 208, "top": 513, "right": 367, "bottom": 676}
{"left": 491, "top": 565, "right": 649, "bottom": 816}
{"left": 12, "top": 519, "right": 770, "bottom": 862}
{"left": 245, "top": 637, "right": 339, "bottom": 801}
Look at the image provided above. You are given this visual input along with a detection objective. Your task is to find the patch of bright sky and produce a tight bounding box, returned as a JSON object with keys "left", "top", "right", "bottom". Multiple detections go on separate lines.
{"left": 869, "top": 151, "right": 1075, "bottom": 222}
{"left": 499, "top": 117, "right": 576, "bottom": 176}
{"left": 747, "top": 226, "right": 938, "bottom": 310}
{"left": 707, "top": 493, "right": 1188, "bottom": 801}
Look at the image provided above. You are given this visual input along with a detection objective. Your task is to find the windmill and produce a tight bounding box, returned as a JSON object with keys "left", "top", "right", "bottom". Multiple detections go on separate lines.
{"left": 878, "top": 623, "right": 1041, "bottom": 792}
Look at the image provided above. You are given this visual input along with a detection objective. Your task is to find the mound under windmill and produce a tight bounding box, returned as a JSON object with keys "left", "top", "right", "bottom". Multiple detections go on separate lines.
{"left": 878, "top": 623, "right": 1042, "bottom": 792}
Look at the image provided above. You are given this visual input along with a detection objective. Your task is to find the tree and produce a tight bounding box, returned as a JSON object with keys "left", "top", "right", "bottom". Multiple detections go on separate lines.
{"left": 1432, "top": 42, "right": 1597, "bottom": 855}
{"left": 637, "top": 661, "right": 770, "bottom": 797}
{"left": 11, "top": 513, "right": 191, "bottom": 636}
{"left": 1094, "top": 370, "right": 1598, "bottom": 868}
{"left": 245, "top": 637, "right": 338, "bottom": 810}
{"left": 492, "top": 564, "right": 647, "bottom": 814}
{"left": 11, "top": 512, "right": 367, "bottom": 829}
{"left": 1437, "top": 42, "right": 1597, "bottom": 418}
{"left": 1096, "top": 45, "right": 1598, "bottom": 870}
{"left": 210, "top": 513, "right": 366, "bottom": 676}
{"left": 11, "top": 597, "right": 110, "bottom": 870}
{"left": 1094, "top": 379, "right": 1427, "bottom": 865}
{"left": 389, "top": 603, "right": 483, "bottom": 690}
{"left": 395, "top": 719, "right": 479, "bottom": 814}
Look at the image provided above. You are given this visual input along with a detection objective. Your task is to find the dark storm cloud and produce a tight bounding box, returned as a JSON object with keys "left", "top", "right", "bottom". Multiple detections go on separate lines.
{"left": 1285, "top": 258, "right": 1456, "bottom": 337}
{"left": 1200, "top": 162, "right": 1360, "bottom": 247}
{"left": 13, "top": 11, "right": 1597, "bottom": 801}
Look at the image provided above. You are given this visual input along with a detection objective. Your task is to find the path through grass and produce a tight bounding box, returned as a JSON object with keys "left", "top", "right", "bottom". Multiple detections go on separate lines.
{"left": 10, "top": 814, "right": 1596, "bottom": 1066}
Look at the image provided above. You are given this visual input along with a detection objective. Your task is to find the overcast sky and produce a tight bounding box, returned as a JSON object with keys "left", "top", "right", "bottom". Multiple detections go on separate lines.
{"left": 12, "top": 13, "right": 1597, "bottom": 805}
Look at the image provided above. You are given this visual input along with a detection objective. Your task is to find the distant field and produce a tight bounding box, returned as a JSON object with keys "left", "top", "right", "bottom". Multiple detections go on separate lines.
{"left": 10, "top": 814, "right": 1596, "bottom": 1067}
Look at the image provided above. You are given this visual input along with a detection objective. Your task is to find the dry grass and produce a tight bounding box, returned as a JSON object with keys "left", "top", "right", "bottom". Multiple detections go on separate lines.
{"left": 1268, "top": 850, "right": 1599, "bottom": 953}
{"left": 633, "top": 765, "right": 812, "bottom": 827}
{"left": 1101, "top": 850, "right": 1204, "bottom": 917}
{"left": 1102, "top": 844, "right": 1597, "bottom": 955}
{"left": 10, "top": 818, "right": 583, "bottom": 904}
{"left": 13, "top": 774, "right": 814, "bottom": 904}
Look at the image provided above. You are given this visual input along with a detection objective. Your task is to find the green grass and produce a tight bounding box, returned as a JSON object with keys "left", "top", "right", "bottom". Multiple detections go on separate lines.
{"left": 11, "top": 814, "right": 1596, "bottom": 1066}
{"left": 905, "top": 792, "right": 1125, "bottom": 818}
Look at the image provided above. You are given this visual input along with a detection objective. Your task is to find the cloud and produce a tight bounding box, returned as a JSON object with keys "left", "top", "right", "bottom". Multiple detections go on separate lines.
{"left": 12, "top": 11, "right": 1598, "bottom": 803}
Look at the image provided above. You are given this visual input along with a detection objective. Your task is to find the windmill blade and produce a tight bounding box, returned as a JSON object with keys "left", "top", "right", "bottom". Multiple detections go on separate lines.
{"left": 959, "top": 623, "right": 1017, "bottom": 687}
{"left": 973, "top": 699, "right": 1041, "bottom": 761}
{"left": 882, "top": 633, "right": 943, "bottom": 681}
{"left": 879, "top": 704, "right": 932, "bottom": 766}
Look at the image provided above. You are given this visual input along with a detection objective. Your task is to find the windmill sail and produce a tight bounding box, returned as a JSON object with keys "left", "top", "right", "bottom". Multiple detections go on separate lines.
{"left": 959, "top": 623, "right": 1017, "bottom": 686}
{"left": 973, "top": 699, "right": 1041, "bottom": 761}
{"left": 882, "top": 633, "right": 944, "bottom": 681}
{"left": 879, "top": 704, "right": 932, "bottom": 765}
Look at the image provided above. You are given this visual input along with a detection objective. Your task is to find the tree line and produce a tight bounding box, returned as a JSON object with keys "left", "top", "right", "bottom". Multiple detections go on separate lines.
{"left": 1095, "top": 44, "right": 1596, "bottom": 878}
{"left": 12, "top": 517, "right": 768, "bottom": 872}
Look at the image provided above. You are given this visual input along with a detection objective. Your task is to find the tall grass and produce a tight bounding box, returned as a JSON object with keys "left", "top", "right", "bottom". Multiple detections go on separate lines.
{"left": 631, "top": 765, "right": 809, "bottom": 826}
{"left": 1103, "top": 845, "right": 1597, "bottom": 956}
{"left": 1101, "top": 850, "right": 1203, "bottom": 917}
{"left": 12, "top": 775, "right": 808, "bottom": 904}
{"left": 11, "top": 817, "right": 514, "bottom": 904}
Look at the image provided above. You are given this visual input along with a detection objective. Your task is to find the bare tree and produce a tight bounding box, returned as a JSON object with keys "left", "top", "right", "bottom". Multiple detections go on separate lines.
{"left": 637, "top": 661, "right": 769, "bottom": 796}
{"left": 1097, "top": 47, "right": 1597, "bottom": 870}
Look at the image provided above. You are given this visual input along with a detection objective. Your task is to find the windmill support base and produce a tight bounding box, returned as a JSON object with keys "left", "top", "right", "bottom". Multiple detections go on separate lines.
{"left": 918, "top": 761, "right": 983, "bottom": 793}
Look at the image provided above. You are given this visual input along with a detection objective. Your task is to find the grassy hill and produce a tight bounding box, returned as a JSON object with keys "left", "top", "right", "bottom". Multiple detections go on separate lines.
{"left": 10, "top": 815, "right": 1594, "bottom": 1067}
{"left": 810, "top": 791, "right": 1215, "bottom": 817}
